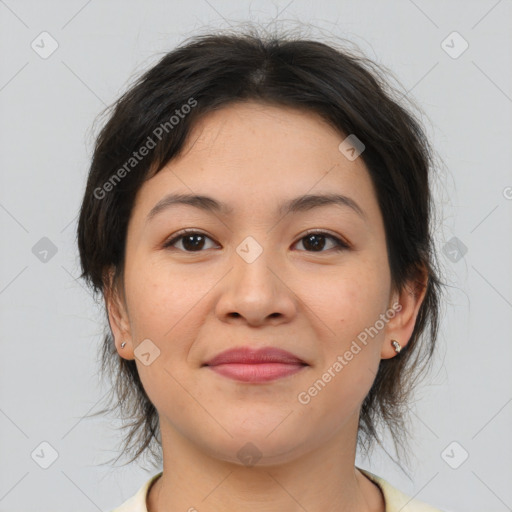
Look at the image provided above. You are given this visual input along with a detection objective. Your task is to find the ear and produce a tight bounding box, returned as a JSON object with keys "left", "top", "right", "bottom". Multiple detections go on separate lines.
{"left": 103, "top": 266, "right": 135, "bottom": 360}
{"left": 381, "top": 263, "right": 428, "bottom": 359}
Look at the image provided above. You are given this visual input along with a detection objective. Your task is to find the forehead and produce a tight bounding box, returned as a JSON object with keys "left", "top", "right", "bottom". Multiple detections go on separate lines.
{"left": 132, "top": 101, "right": 380, "bottom": 225}
{"left": 180, "top": 100, "right": 344, "bottom": 161}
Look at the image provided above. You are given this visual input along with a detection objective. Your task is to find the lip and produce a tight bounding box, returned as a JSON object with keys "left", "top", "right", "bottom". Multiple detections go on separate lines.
{"left": 203, "top": 347, "right": 308, "bottom": 383}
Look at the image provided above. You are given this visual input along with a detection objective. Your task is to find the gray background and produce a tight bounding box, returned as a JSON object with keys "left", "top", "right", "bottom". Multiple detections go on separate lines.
{"left": 1, "top": 1, "right": 511, "bottom": 511}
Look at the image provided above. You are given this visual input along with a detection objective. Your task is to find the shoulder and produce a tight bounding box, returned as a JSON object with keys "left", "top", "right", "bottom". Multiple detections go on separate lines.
{"left": 110, "top": 472, "right": 162, "bottom": 512}
{"left": 108, "top": 468, "right": 446, "bottom": 512}
{"left": 357, "top": 467, "right": 445, "bottom": 512}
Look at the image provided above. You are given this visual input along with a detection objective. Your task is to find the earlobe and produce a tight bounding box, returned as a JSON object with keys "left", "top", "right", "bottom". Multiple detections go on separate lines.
{"left": 103, "top": 266, "right": 134, "bottom": 359}
{"left": 118, "top": 340, "right": 135, "bottom": 360}
{"left": 106, "top": 294, "right": 135, "bottom": 359}
{"left": 382, "top": 265, "right": 428, "bottom": 359}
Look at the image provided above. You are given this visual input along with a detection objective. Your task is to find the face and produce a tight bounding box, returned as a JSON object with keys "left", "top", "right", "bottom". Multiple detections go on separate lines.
{"left": 107, "top": 101, "right": 423, "bottom": 466}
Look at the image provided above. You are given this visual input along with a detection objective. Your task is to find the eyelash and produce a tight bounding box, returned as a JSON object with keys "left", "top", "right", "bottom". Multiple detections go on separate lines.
{"left": 162, "top": 229, "right": 350, "bottom": 253}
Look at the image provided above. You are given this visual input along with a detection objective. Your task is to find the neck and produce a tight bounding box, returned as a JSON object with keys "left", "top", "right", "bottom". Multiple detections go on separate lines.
{"left": 147, "top": 418, "right": 385, "bottom": 512}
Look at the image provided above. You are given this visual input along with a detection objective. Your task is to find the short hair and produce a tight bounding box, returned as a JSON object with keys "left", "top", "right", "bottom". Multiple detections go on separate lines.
{"left": 77, "top": 26, "right": 444, "bottom": 470}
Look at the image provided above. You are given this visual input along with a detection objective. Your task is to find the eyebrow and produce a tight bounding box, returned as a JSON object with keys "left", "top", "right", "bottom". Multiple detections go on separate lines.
{"left": 146, "top": 192, "right": 366, "bottom": 223}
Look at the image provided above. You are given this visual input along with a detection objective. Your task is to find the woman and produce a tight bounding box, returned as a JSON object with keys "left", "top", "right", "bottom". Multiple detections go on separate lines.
{"left": 77, "top": 28, "right": 445, "bottom": 512}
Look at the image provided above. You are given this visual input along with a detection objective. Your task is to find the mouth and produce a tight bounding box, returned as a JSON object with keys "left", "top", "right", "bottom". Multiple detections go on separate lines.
{"left": 202, "top": 346, "right": 308, "bottom": 383}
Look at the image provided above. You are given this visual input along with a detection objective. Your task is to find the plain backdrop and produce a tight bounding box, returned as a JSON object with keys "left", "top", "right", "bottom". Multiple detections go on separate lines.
{"left": 1, "top": 1, "right": 511, "bottom": 511}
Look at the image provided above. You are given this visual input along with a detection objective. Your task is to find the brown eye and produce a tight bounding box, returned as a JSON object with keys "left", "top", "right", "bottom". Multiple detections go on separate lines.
{"left": 163, "top": 231, "right": 217, "bottom": 252}
{"left": 294, "top": 232, "right": 349, "bottom": 252}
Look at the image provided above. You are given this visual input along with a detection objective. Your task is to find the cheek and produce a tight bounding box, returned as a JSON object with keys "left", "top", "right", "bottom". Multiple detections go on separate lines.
{"left": 123, "top": 259, "right": 200, "bottom": 414}
{"left": 124, "top": 256, "right": 202, "bottom": 341}
{"left": 304, "top": 260, "right": 390, "bottom": 336}
{"left": 298, "top": 260, "right": 389, "bottom": 407}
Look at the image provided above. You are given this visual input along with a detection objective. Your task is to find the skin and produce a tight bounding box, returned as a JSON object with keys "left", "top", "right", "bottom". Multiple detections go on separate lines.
{"left": 105, "top": 101, "right": 427, "bottom": 512}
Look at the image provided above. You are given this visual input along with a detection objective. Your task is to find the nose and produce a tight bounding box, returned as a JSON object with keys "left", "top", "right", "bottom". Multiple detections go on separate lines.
{"left": 214, "top": 247, "right": 297, "bottom": 327}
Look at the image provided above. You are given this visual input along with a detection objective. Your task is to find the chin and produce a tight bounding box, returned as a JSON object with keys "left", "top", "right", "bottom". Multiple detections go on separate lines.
{"left": 195, "top": 421, "right": 314, "bottom": 468}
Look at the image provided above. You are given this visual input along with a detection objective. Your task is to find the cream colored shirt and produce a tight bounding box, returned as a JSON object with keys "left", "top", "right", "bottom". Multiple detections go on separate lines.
{"left": 111, "top": 467, "right": 444, "bottom": 511}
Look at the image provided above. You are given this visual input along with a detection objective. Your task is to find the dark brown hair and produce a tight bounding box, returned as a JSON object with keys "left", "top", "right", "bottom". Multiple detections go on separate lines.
{"left": 77, "top": 26, "right": 444, "bottom": 471}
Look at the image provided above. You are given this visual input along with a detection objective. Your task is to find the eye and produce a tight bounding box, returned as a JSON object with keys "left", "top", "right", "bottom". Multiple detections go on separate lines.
{"left": 163, "top": 229, "right": 218, "bottom": 252}
{"left": 292, "top": 231, "right": 349, "bottom": 252}
{"left": 163, "top": 229, "right": 349, "bottom": 253}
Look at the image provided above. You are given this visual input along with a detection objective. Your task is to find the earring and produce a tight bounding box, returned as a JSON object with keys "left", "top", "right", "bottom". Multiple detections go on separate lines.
{"left": 120, "top": 342, "right": 127, "bottom": 348}
{"left": 391, "top": 339, "right": 401, "bottom": 354}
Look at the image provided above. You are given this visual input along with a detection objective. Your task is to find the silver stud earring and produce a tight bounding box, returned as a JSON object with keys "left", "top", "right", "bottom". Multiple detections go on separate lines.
{"left": 120, "top": 342, "right": 127, "bottom": 348}
{"left": 391, "top": 339, "right": 401, "bottom": 354}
